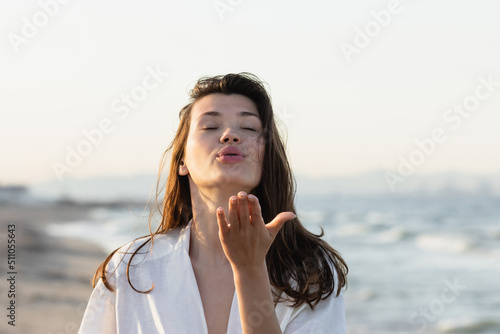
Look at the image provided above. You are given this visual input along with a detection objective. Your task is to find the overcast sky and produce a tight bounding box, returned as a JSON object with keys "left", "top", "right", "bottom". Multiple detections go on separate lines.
{"left": 1, "top": 0, "right": 500, "bottom": 186}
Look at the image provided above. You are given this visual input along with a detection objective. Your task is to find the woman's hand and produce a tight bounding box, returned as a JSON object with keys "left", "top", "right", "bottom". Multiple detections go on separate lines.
{"left": 217, "top": 191, "right": 293, "bottom": 333}
{"left": 216, "top": 191, "right": 296, "bottom": 271}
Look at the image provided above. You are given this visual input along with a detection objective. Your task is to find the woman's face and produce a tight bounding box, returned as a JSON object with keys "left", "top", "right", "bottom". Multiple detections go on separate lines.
{"left": 179, "top": 93, "right": 265, "bottom": 193}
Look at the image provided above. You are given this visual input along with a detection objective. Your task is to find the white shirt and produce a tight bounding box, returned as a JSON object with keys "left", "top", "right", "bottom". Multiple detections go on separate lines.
{"left": 78, "top": 220, "right": 346, "bottom": 333}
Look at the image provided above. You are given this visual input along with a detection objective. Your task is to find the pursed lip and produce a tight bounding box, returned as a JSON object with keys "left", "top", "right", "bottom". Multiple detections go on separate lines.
{"left": 217, "top": 146, "right": 244, "bottom": 157}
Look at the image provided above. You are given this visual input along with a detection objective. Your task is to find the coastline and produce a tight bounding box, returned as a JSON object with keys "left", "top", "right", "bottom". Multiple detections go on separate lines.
{"left": 0, "top": 202, "right": 110, "bottom": 333}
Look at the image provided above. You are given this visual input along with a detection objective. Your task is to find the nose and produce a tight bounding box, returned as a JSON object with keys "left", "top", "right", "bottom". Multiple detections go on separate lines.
{"left": 220, "top": 128, "right": 240, "bottom": 143}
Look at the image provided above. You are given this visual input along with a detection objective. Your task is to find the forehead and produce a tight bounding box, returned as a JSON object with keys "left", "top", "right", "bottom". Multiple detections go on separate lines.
{"left": 191, "top": 93, "right": 260, "bottom": 121}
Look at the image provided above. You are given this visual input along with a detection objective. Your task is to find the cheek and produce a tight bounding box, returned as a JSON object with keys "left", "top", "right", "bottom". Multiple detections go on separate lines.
{"left": 184, "top": 137, "right": 202, "bottom": 164}
{"left": 186, "top": 134, "right": 207, "bottom": 154}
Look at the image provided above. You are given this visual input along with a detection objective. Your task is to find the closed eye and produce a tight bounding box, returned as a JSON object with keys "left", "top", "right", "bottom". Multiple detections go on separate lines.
{"left": 202, "top": 127, "right": 256, "bottom": 131}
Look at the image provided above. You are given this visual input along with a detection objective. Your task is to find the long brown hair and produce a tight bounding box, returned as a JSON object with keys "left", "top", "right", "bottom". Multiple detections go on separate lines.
{"left": 93, "top": 73, "right": 348, "bottom": 309}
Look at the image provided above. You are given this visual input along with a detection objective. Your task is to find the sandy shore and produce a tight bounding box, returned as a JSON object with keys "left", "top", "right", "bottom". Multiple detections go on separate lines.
{"left": 0, "top": 202, "right": 117, "bottom": 334}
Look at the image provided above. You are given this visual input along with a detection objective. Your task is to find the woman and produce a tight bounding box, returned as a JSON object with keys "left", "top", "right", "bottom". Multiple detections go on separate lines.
{"left": 79, "top": 73, "right": 348, "bottom": 333}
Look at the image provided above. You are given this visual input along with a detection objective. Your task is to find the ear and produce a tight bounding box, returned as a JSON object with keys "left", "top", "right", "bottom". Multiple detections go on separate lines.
{"left": 178, "top": 161, "right": 189, "bottom": 176}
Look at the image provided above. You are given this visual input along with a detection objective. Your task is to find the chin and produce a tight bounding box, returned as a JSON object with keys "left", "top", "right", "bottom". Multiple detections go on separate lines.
{"left": 219, "top": 176, "right": 258, "bottom": 190}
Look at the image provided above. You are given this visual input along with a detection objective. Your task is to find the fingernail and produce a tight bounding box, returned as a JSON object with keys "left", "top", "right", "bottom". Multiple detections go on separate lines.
{"left": 231, "top": 197, "right": 237, "bottom": 204}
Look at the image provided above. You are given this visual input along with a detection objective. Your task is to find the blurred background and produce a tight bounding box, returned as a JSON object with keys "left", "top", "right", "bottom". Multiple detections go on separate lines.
{"left": 1, "top": 0, "right": 499, "bottom": 333}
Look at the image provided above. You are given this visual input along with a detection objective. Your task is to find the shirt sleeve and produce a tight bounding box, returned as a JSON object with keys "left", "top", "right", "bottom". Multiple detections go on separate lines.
{"left": 282, "top": 290, "right": 346, "bottom": 334}
{"left": 78, "top": 279, "right": 117, "bottom": 334}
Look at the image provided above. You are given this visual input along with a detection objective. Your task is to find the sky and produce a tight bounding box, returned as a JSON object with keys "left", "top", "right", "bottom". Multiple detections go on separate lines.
{"left": 1, "top": 0, "right": 500, "bottom": 186}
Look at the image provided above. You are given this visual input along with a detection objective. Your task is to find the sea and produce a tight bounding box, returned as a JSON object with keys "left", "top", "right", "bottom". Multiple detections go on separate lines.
{"left": 46, "top": 193, "right": 500, "bottom": 334}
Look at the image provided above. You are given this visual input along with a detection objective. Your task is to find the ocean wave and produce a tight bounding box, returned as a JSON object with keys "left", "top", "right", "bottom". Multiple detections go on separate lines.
{"left": 345, "top": 287, "right": 376, "bottom": 302}
{"left": 46, "top": 220, "right": 96, "bottom": 238}
{"left": 467, "top": 248, "right": 500, "bottom": 261}
{"left": 488, "top": 229, "right": 500, "bottom": 239}
{"left": 375, "top": 227, "right": 411, "bottom": 243}
{"left": 298, "top": 209, "right": 326, "bottom": 225}
{"left": 438, "top": 318, "right": 500, "bottom": 333}
{"left": 336, "top": 223, "right": 369, "bottom": 236}
{"left": 364, "top": 211, "right": 395, "bottom": 226}
{"left": 415, "top": 234, "right": 473, "bottom": 254}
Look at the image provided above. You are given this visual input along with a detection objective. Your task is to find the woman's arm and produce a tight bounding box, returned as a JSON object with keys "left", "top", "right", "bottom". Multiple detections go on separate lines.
{"left": 217, "top": 191, "right": 295, "bottom": 334}
{"left": 233, "top": 262, "right": 281, "bottom": 333}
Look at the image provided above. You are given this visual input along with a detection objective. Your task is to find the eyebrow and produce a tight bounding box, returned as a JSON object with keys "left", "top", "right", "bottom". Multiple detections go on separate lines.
{"left": 197, "top": 111, "right": 260, "bottom": 120}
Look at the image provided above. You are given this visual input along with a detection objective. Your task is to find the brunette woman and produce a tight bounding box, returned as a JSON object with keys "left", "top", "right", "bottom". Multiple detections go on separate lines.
{"left": 79, "top": 73, "right": 348, "bottom": 334}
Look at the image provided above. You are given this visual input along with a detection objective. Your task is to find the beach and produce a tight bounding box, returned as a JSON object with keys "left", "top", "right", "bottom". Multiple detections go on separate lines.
{"left": 2, "top": 195, "right": 499, "bottom": 333}
{"left": 0, "top": 202, "right": 110, "bottom": 334}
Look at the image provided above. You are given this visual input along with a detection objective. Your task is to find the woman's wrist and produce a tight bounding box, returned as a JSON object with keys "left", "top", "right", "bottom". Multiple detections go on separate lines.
{"left": 232, "top": 261, "right": 268, "bottom": 280}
